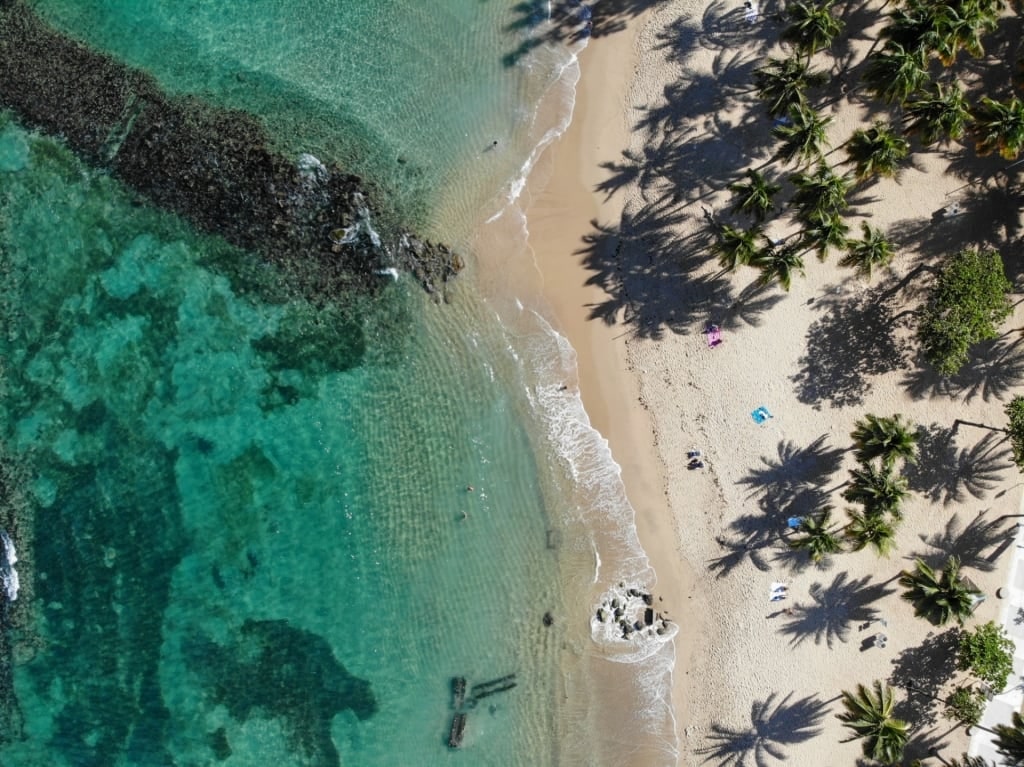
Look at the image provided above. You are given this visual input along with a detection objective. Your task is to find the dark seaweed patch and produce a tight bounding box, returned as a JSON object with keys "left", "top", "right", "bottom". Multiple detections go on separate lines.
{"left": 186, "top": 619, "right": 376, "bottom": 766}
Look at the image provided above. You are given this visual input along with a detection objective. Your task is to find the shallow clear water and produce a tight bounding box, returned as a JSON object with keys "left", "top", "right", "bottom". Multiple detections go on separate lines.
{"left": 0, "top": 1, "right": 678, "bottom": 765}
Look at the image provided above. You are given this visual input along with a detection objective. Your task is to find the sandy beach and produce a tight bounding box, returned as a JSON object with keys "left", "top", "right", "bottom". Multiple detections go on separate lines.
{"left": 527, "top": 0, "right": 1024, "bottom": 764}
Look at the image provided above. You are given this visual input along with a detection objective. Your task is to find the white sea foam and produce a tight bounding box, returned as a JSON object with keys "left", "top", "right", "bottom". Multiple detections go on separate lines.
{"left": 0, "top": 529, "right": 19, "bottom": 602}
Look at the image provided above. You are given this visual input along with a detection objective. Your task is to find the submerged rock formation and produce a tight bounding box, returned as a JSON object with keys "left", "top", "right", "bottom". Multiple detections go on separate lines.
{"left": 0, "top": 0, "right": 462, "bottom": 300}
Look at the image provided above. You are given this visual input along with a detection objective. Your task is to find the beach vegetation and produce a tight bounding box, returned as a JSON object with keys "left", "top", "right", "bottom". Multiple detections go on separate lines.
{"left": 957, "top": 620, "right": 1015, "bottom": 690}
{"left": 754, "top": 56, "right": 829, "bottom": 118}
{"left": 839, "top": 222, "right": 895, "bottom": 280}
{"left": 944, "top": 684, "right": 987, "bottom": 726}
{"left": 916, "top": 248, "right": 1012, "bottom": 377}
{"left": 712, "top": 223, "right": 764, "bottom": 272}
{"left": 728, "top": 169, "right": 781, "bottom": 222}
{"left": 899, "top": 556, "right": 981, "bottom": 625}
{"left": 972, "top": 96, "right": 1024, "bottom": 160}
{"left": 799, "top": 211, "right": 849, "bottom": 261}
{"left": 842, "top": 462, "right": 910, "bottom": 518}
{"left": 862, "top": 42, "right": 929, "bottom": 105}
{"left": 843, "top": 121, "right": 910, "bottom": 181}
{"left": 788, "top": 506, "right": 843, "bottom": 562}
{"left": 1005, "top": 396, "right": 1024, "bottom": 472}
{"left": 994, "top": 711, "right": 1024, "bottom": 765}
{"left": 844, "top": 508, "right": 898, "bottom": 556}
{"left": 903, "top": 82, "right": 972, "bottom": 146}
{"left": 751, "top": 242, "right": 806, "bottom": 291}
{"left": 773, "top": 104, "right": 833, "bottom": 167}
{"left": 850, "top": 413, "right": 918, "bottom": 469}
{"left": 837, "top": 680, "right": 908, "bottom": 765}
{"left": 781, "top": 0, "right": 844, "bottom": 61}
{"left": 790, "top": 161, "right": 851, "bottom": 222}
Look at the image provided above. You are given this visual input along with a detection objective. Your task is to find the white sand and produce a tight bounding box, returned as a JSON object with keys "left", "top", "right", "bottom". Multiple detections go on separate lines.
{"left": 527, "top": 0, "right": 1024, "bottom": 764}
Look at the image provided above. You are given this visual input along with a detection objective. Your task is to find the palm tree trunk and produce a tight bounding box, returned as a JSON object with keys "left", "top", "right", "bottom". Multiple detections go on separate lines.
{"left": 952, "top": 418, "right": 1007, "bottom": 433}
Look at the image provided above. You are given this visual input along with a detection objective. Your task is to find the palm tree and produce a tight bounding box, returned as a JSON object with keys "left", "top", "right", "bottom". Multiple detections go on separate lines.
{"left": 781, "top": 0, "right": 844, "bottom": 61}
{"left": 994, "top": 712, "right": 1024, "bottom": 766}
{"left": 712, "top": 224, "right": 763, "bottom": 272}
{"left": 840, "top": 222, "right": 895, "bottom": 280}
{"left": 863, "top": 43, "right": 929, "bottom": 104}
{"left": 925, "top": 0, "right": 1000, "bottom": 64}
{"left": 773, "top": 104, "right": 833, "bottom": 167}
{"left": 751, "top": 243, "right": 806, "bottom": 291}
{"left": 789, "top": 506, "right": 843, "bottom": 562}
{"left": 837, "top": 681, "right": 909, "bottom": 766}
{"left": 850, "top": 413, "right": 918, "bottom": 468}
{"left": 973, "top": 96, "right": 1024, "bottom": 160}
{"left": 844, "top": 508, "right": 898, "bottom": 557}
{"left": 800, "top": 211, "right": 850, "bottom": 261}
{"left": 899, "top": 556, "right": 981, "bottom": 625}
{"left": 754, "top": 57, "right": 829, "bottom": 118}
{"left": 903, "top": 81, "right": 972, "bottom": 145}
{"left": 844, "top": 121, "right": 910, "bottom": 181}
{"left": 728, "top": 169, "right": 781, "bottom": 222}
{"left": 842, "top": 463, "right": 910, "bottom": 518}
{"left": 791, "top": 162, "right": 851, "bottom": 222}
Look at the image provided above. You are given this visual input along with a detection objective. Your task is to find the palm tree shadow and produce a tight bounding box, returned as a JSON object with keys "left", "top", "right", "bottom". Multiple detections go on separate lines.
{"left": 913, "top": 510, "right": 1016, "bottom": 573}
{"left": 906, "top": 425, "right": 1011, "bottom": 506}
{"left": 903, "top": 727, "right": 953, "bottom": 766}
{"left": 951, "top": 337, "right": 1024, "bottom": 403}
{"left": 777, "top": 572, "right": 895, "bottom": 649}
{"left": 698, "top": 691, "right": 828, "bottom": 767}
{"left": 889, "top": 629, "right": 960, "bottom": 729}
{"left": 738, "top": 435, "right": 845, "bottom": 514}
{"left": 791, "top": 291, "right": 913, "bottom": 410}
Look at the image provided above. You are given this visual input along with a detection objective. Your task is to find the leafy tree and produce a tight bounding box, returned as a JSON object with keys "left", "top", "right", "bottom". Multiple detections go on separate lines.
{"left": 837, "top": 681, "right": 908, "bottom": 765}
{"left": 789, "top": 506, "right": 843, "bottom": 562}
{"left": 728, "top": 169, "right": 781, "bottom": 222}
{"left": 944, "top": 685, "right": 987, "bottom": 726}
{"left": 1006, "top": 396, "right": 1024, "bottom": 472}
{"left": 840, "top": 222, "right": 895, "bottom": 280}
{"left": 844, "top": 508, "right": 898, "bottom": 557}
{"left": 850, "top": 414, "right": 918, "bottom": 469}
{"left": 843, "top": 463, "right": 910, "bottom": 518}
{"left": 958, "top": 620, "right": 1015, "bottom": 690}
{"left": 863, "top": 42, "right": 929, "bottom": 104}
{"left": 917, "top": 248, "right": 1012, "bottom": 376}
{"left": 773, "top": 103, "right": 833, "bottom": 167}
{"left": 973, "top": 96, "right": 1024, "bottom": 160}
{"left": 800, "top": 211, "right": 849, "bottom": 261}
{"left": 899, "top": 556, "right": 981, "bottom": 625}
{"left": 781, "top": 0, "right": 844, "bottom": 60}
{"left": 844, "top": 121, "right": 910, "bottom": 181}
{"left": 904, "top": 82, "right": 972, "bottom": 145}
{"left": 752, "top": 242, "right": 806, "bottom": 291}
{"left": 994, "top": 711, "right": 1024, "bottom": 766}
{"left": 712, "top": 224, "right": 764, "bottom": 272}
{"left": 754, "top": 57, "right": 829, "bottom": 118}
{"left": 790, "top": 162, "right": 851, "bottom": 222}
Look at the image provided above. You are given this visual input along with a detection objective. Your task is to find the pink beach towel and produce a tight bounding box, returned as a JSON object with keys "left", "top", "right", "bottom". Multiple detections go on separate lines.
{"left": 707, "top": 326, "right": 722, "bottom": 348}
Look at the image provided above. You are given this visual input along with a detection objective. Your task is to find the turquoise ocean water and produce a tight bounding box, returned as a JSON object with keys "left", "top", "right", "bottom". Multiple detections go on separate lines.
{"left": 0, "top": 1, "right": 677, "bottom": 765}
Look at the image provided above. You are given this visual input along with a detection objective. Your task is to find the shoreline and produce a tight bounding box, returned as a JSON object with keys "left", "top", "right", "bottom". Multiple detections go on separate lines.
{"left": 521, "top": 9, "right": 703, "bottom": 761}
{"left": 522, "top": 0, "right": 1024, "bottom": 764}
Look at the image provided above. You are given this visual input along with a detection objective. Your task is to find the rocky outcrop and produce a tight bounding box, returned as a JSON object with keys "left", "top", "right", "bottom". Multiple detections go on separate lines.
{"left": 0, "top": 1, "right": 462, "bottom": 300}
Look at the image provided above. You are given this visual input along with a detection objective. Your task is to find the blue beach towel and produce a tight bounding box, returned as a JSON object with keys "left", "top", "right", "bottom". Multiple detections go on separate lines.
{"left": 751, "top": 406, "right": 773, "bottom": 424}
